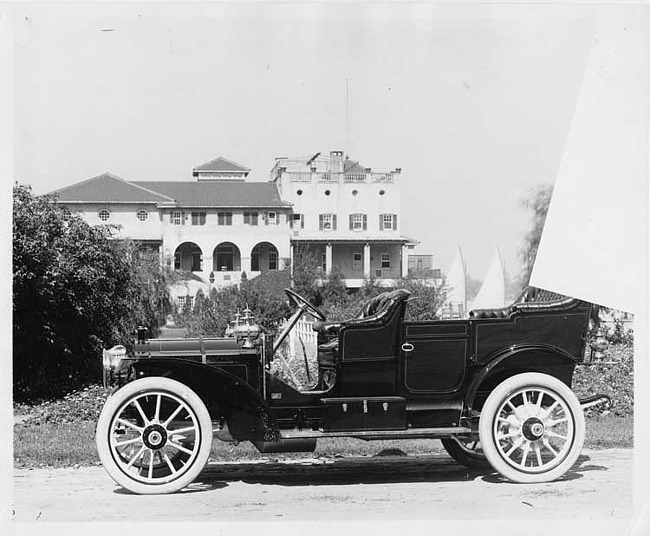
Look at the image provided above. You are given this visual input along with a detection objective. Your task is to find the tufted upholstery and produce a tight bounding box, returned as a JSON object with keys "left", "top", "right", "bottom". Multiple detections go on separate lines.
{"left": 469, "top": 287, "right": 578, "bottom": 319}
{"left": 469, "top": 306, "right": 514, "bottom": 319}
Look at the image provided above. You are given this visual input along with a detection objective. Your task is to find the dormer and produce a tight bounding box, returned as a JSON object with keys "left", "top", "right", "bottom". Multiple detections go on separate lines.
{"left": 192, "top": 157, "right": 250, "bottom": 181}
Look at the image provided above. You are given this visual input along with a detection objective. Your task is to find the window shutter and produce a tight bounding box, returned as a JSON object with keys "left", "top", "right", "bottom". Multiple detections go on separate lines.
{"left": 333, "top": 214, "right": 337, "bottom": 230}
{"left": 393, "top": 214, "right": 397, "bottom": 230}
{"left": 349, "top": 214, "right": 353, "bottom": 230}
{"left": 362, "top": 214, "right": 367, "bottom": 230}
{"left": 379, "top": 215, "right": 384, "bottom": 231}
{"left": 181, "top": 212, "right": 186, "bottom": 225}
{"left": 170, "top": 212, "right": 173, "bottom": 224}
{"left": 319, "top": 214, "right": 324, "bottom": 231}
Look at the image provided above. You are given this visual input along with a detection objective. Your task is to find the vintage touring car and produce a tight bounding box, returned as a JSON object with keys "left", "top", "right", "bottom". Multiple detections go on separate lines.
{"left": 96, "top": 287, "right": 610, "bottom": 494}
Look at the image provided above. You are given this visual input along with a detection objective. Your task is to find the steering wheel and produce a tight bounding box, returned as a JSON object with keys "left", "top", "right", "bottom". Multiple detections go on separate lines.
{"left": 272, "top": 289, "right": 326, "bottom": 356}
{"left": 284, "top": 288, "right": 326, "bottom": 321}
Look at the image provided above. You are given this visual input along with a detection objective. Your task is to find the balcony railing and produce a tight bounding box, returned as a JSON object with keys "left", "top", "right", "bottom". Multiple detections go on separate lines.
{"left": 372, "top": 173, "right": 394, "bottom": 183}
{"left": 284, "top": 171, "right": 394, "bottom": 183}
{"left": 289, "top": 172, "right": 312, "bottom": 182}
{"left": 343, "top": 173, "right": 367, "bottom": 182}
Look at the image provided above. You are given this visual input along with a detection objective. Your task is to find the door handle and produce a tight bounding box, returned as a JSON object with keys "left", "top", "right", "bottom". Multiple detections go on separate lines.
{"left": 401, "top": 343, "right": 414, "bottom": 352}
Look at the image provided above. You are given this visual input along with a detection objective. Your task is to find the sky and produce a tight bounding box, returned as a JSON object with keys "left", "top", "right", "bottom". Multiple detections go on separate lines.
{"left": 11, "top": 3, "right": 599, "bottom": 279}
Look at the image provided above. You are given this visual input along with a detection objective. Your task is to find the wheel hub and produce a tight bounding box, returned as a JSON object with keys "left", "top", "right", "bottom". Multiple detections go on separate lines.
{"left": 142, "top": 424, "right": 167, "bottom": 450}
{"left": 522, "top": 417, "right": 545, "bottom": 441}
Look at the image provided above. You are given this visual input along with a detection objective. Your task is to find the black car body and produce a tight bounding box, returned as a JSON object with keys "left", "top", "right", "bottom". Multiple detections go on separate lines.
{"left": 96, "top": 287, "right": 609, "bottom": 494}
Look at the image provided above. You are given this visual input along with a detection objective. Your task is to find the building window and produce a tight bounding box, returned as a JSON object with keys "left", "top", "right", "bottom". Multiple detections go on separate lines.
{"left": 380, "top": 213, "right": 397, "bottom": 231}
{"left": 244, "top": 211, "right": 258, "bottom": 226}
{"left": 137, "top": 210, "right": 148, "bottom": 222}
{"left": 215, "top": 244, "right": 237, "bottom": 271}
{"left": 171, "top": 211, "right": 182, "bottom": 225}
{"left": 192, "top": 211, "right": 207, "bottom": 226}
{"left": 297, "top": 189, "right": 303, "bottom": 196}
{"left": 379, "top": 190, "right": 386, "bottom": 196}
{"left": 352, "top": 189, "right": 358, "bottom": 196}
{"left": 265, "top": 212, "right": 277, "bottom": 226}
{"left": 174, "top": 252, "right": 181, "bottom": 270}
{"left": 177, "top": 295, "right": 193, "bottom": 311}
{"left": 352, "top": 252, "right": 362, "bottom": 271}
{"left": 321, "top": 252, "right": 327, "bottom": 272}
{"left": 217, "top": 212, "right": 232, "bottom": 226}
{"left": 98, "top": 209, "right": 110, "bottom": 221}
{"left": 324, "top": 190, "right": 331, "bottom": 196}
{"left": 349, "top": 213, "right": 367, "bottom": 231}
{"left": 319, "top": 213, "right": 337, "bottom": 231}
{"left": 268, "top": 250, "right": 278, "bottom": 270}
{"left": 381, "top": 253, "right": 391, "bottom": 269}
{"left": 291, "top": 214, "right": 305, "bottom": 229}
{"left": 62, "top": 208, "right": 72, "bottom": 220}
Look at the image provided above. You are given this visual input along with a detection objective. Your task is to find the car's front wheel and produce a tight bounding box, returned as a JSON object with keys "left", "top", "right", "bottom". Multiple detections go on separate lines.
{"left": 96, "top": 377, "right": 213, "bottom": 494}
{"left": 478, "top": 372, "right": 585, "bottom": 483}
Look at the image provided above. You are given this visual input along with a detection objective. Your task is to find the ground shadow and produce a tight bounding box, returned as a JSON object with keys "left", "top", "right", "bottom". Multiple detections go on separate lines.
{"left": 189, "top": 452, "right": 610, "bottom": 489}
{"left": 480, "top": 453, "right": 606, "bottom": 484}
{"left": 113, "top": 480, "right": 229, "bottom": 495}
{"left": 194, "top": 454, "right": 492, "bottom": 487}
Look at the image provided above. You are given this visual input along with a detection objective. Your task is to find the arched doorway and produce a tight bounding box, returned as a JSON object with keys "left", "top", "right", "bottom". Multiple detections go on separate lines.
{"left": 213, "top": 242, "right": 241, "bottom": 272}
{"left": 173, "top": 242, "right": 203, "bottom": 272}
{"left": 251, "top": 242, "right": 279, "bottom": 272}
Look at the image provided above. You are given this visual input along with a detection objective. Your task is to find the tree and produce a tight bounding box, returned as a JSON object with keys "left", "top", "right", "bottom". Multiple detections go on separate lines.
{"left": 122, "top": 242, "right": 171, "bottom": 337}
{"left": 12, "top": 185, "right": 166, "bottom": 400}
{"left": 519, "top": 184, "right": 554, "bottom": 287}
{"left": 290, "top": 245, "right": 321, "bottom": 304}
{"left": 396, "top": 275, "right": 447, "bottom": 321}
{"left": 320, "top": 266, "right": 348, "bottom": 306}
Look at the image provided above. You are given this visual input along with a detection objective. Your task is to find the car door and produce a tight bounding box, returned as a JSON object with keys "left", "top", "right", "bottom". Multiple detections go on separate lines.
{"left": 401, "top": 320, "right": 469, "bottom": 393}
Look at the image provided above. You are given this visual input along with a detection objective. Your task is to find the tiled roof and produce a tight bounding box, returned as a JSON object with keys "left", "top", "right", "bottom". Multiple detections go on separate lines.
{"left": 193, "top": 157, "right": 250, "bottom": 173}
{"left": 50, "top": 173, "right": 174, "bottom": 204}
{"left": 132, "top": 181, "right": 292, "bottom": 208}
{"left": 50, "top": 173, "right": 292, "bottom": 208}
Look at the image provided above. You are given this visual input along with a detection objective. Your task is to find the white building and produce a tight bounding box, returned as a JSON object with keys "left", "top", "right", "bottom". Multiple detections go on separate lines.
{"left": 51, "top": 157, "right": 293, "bottom": 302}
{"left": 51, "top": 151, "right": 424, "bottom": 300}
{"left": 271, "top": 151, "right": 417, "bottom": 288}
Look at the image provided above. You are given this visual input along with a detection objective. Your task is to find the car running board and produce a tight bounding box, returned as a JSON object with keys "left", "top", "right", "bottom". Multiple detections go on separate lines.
{"left": 279, "top": 426, "right": 472, "bottom": 440}
{"left": 579, "top": 394, "right": 612, "bottom": 409}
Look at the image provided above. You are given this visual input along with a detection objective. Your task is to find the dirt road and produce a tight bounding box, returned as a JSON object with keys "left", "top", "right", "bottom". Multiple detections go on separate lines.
{"left": 12, "top": 448, "right": 634, "bottom": 529}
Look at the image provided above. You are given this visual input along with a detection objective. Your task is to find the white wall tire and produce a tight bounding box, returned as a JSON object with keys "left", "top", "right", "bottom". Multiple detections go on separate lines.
{"left": 478, "top": 372, "right": 585, "bottom": 483}
{"left": 96, "top": 377, "right": 213, "bottom": 494}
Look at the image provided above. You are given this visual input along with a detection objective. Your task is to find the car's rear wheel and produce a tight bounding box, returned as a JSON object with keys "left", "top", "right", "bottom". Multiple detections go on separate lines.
{"left": 96, "top": 377, "right": 213, "bottom": 494}
{"left": 440, "top": 436, "right": 490, "bottom": 469}
{"left": 478, "top": 372, "right": 585, "bottom": 483}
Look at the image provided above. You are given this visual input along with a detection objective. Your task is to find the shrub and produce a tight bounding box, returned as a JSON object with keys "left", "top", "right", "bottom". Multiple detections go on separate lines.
{"left": 600, "top": 318, "right": 634, "bottom": 346}
{"left": 572, "top": 343, "right": 633, "bottom": 417}
{"left": 13, "top": 186, "right": 168, "bottom": 401}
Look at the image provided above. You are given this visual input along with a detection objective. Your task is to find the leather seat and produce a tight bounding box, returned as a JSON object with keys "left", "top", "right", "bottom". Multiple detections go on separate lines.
{"left": 315, "top": 289, "right": 411, "bottom": 372}
{"left": 469, "top": 287, "right": 577, "bottom": 319}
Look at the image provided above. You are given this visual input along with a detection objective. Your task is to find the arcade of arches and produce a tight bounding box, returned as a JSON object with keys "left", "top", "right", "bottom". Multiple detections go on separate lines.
{"left": 172, "top": 241, "right": 281, "bottom": 275}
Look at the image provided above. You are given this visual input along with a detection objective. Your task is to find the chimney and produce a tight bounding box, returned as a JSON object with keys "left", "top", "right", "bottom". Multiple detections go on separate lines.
{"left": 329, "top": 150, "right": 344, "bottom": 173}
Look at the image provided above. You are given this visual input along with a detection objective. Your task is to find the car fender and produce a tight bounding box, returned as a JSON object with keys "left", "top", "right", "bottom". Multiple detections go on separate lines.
{"left": 130, "top": 358, "right": 278, "bottom": 442}
{"left": 465, "top": 344, "right": 580, "bottom": 412}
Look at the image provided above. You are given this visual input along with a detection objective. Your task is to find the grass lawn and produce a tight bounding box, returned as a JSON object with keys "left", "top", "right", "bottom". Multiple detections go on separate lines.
{"left": 13, "top": 414, "right": 633, "bottom": 469}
